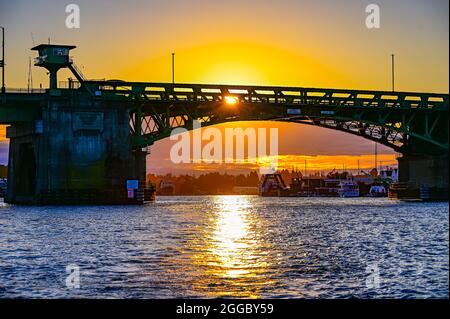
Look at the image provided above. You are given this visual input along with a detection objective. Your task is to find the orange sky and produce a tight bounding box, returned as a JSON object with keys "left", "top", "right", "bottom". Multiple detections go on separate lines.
{"left": 147, "top": 121, "right": 398, "bottom": 175}
{"left": 0, "top": 0, "right": 448, "bottom": 172}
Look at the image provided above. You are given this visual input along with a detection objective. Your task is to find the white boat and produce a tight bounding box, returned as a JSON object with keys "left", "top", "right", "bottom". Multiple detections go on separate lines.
{"left": 337, "top": 181, "right": 359, "bottom": 198}
{"left": 368, "top": 185, "right": 387, "bottom": 197}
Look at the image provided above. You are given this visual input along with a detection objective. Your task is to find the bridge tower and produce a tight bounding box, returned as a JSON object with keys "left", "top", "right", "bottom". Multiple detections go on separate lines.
{"left": 5, "top": 44, "right": 155, "bottom": 205}
{"left": 31, "top": 44, "right": 76, "bottom": 90}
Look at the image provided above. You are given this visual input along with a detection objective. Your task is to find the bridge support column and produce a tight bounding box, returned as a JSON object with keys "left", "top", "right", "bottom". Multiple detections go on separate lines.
{"left": 391, "top": 153, "right": 449, "bottom": 201}
{"left": 5, "top": 94, "right": 155, "bottom": 205}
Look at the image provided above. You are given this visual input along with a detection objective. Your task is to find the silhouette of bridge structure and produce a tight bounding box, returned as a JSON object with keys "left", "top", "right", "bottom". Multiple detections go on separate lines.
{"left": 0, "top": 44, "right": 448, "bottom": 204}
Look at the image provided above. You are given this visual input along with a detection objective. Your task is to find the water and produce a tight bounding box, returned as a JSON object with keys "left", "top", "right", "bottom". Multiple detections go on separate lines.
{"left": 0, "top": 196, "right": 448, "bottom": 298}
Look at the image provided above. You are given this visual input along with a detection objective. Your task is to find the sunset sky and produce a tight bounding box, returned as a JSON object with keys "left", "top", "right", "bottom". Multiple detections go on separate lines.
{"left": 0, "top": 0, "right": 448, "bottom": 173}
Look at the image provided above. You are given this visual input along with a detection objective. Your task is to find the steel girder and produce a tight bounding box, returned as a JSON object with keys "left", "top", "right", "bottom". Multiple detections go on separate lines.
{"left": 60, "top": 82, "right": 450, "bottom": 153}
{"left": 128, "top": 101, "right": 448, "bottom": 154}
{"left": 1, "top": 83, "right": 447, "bottom": 154}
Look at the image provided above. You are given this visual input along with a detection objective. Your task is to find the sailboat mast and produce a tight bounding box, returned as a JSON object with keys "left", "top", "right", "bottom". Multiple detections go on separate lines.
{"left": 374, "top": 142, "right": 378, "bottom": 171}
{"left": 27, "top": 56, "right": 33, "bottom": 92}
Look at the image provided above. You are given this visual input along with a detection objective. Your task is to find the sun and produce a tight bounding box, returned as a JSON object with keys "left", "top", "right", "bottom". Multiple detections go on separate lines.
{"left": 224, "top": 96, "right": 238, "bottom": 105}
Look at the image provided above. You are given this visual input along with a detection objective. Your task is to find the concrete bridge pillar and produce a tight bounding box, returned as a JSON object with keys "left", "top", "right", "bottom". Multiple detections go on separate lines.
{"left": 392, "top": 153, "right": 449, "bottom": 201}
{"left": 5, "top": 93, "right": 155, "bottom": 205}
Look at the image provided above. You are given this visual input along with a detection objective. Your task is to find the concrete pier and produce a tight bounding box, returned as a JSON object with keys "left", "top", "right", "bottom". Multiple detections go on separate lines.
{"left": 5, "top": 90, "right": 155, "bottom": 205}
{"left": 391, "top": 153, "right": 449, "bottom": 201}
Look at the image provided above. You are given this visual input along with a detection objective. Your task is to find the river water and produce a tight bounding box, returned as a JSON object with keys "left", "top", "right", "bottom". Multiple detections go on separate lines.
{"left": 0, "top": 196, "right": 448, "bottom": 298}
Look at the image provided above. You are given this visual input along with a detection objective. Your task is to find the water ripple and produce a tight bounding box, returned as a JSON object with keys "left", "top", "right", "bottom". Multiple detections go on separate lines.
{"left": 0, "top": 197, "right": 448, "bottom": 298}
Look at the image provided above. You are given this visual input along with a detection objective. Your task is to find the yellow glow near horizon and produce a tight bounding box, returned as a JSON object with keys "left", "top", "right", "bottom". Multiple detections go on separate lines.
{"left": 153, "top": 153, "right": 398, "bottom": 175}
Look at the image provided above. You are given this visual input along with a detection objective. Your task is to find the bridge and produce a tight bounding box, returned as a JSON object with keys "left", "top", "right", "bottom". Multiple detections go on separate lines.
{"left": 1, "top": 44, "right": 448, "bottom": 204}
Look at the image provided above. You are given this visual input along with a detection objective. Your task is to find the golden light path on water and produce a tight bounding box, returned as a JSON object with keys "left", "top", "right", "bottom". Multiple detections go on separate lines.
{"left": 1, "top": 196, "right": 448, "bottom": 298}
{"left": 188, "top": 196, "right": 275, "bottom": 298}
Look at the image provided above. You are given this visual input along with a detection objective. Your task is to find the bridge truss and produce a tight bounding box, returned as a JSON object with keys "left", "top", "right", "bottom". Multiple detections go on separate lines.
{"left": 83, "top": 81, "right": 449, "bottom": 154}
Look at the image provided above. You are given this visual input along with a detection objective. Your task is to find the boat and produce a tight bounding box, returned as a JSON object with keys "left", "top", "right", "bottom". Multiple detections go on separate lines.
{"left": 287, "top": 177, "right": 314, "bottom": 197}
{"left": 368, "top": 185, "right": 387, "bottom": 197}
{"left": 259, "top": 173, "right": 288, "bottom": 197}
{"left": 319, "top": 179, "right": 340, "bottom": 197}
{"left": 0, "top": 178, "right": 7, "bottom": 198}
{"left": 259, "top": 174, "right": 362, "bottom": 198}
{"left": 337, "top": 181, "right": 359, "bottom": 198}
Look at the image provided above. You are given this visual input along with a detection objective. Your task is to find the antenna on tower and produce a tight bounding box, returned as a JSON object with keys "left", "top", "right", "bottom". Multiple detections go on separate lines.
{"left": 29, "top": 33, "right": 35, "bottom": 93}
{"left": 27, "top": 56, "right": 33, "bottom": 93}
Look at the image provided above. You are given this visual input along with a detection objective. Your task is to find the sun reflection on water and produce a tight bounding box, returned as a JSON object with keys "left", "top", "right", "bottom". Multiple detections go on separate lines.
{"left": 211, "top": 196, "right": 253, "bottom": 278}
{"left": 189, "top": 195, "right": 275, "bottom": 298}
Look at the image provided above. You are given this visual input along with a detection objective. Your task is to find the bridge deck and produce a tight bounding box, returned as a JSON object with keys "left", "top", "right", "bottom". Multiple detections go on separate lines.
{"left": 84, "top": 81, "right": 449, "bottom": 110}
{"left": 0, "top": 92, "right": 45, "bottom": 124}
{"left": 1, "top": 83, "right": 448, "bottom": 150}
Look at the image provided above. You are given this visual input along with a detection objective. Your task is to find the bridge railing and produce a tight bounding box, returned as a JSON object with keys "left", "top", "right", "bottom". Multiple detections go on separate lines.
{"left": 59, "top": 80, "right": 82, "bottom": 89}
{"left": 83, "top": 81, "right": 449, "bottom": 110}
{"left": 4, "top": 88, "right": 46, "bottom": 94}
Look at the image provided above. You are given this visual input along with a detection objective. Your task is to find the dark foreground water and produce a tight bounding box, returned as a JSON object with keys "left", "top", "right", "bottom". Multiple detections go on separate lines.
{"left": 0, "top": 196, "right": 448, "bottom": 298}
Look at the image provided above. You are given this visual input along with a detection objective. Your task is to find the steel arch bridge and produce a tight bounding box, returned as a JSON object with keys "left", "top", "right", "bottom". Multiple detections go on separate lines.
{"left": 2, "top": 43, "right": 448, "bottom": 205}
{"left": 83, "top": 81, "right": 449, "bottom": 155}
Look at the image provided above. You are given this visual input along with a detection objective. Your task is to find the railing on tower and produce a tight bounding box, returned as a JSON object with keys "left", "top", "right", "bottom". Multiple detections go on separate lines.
{"left": 69, "top": 63, "right": 86, "bottom": 82}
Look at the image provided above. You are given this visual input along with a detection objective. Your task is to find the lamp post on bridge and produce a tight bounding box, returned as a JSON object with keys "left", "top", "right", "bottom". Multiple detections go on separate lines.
{"left": 1, "top": 26, "right": 5, "bottom": 94}
{"left": 391, "top": 54, "right": 395, "bottom": 92}
{"left": 172, "top": 52, "right": 175, "bottom": 84}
